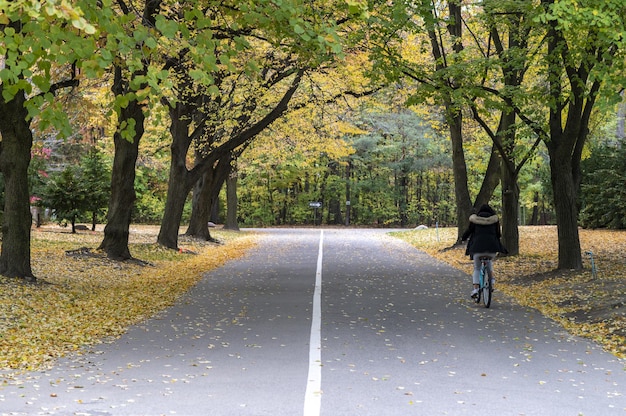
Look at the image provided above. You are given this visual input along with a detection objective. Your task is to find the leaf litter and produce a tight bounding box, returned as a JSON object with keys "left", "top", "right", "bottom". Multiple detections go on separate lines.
{"left": 393, "top": 225, "right": 626, "bottom": 359}
{"left": 0, "top": 225, "right": 257, "bottom": 374}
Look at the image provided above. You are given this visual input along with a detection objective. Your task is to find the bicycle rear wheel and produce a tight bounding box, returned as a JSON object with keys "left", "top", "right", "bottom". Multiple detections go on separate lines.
{"left": 482, "top": 276, "right": 492, "bottom": 308}
{"left": 475, "top": 264, "right": 484, "bottom": 304}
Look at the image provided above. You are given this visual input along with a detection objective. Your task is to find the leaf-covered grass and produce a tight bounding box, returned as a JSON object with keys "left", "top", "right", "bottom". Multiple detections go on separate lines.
{"left": 392, "top": 225, "right": 626, "bottom": 359}
{"left": 0, "top": 225, "right": 257, "bottom": 373}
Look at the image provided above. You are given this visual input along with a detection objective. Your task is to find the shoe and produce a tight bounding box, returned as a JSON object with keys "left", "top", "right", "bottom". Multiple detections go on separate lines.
{"left": 470, "top": 288, "right": 479, "bottom": 299}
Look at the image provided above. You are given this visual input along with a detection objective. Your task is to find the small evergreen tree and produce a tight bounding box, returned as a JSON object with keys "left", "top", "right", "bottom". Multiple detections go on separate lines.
{"left": 39, "top": 150, "right": 110, "bottom": 233}
{"left": 81, "top": 149, "right": 111, "bottom": 231}
{"left": 40, "top": 165, "right": 89, "bottom": 233}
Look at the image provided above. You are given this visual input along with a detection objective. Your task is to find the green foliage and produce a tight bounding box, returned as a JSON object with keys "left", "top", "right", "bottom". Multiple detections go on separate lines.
{"left": 237, "top": 108, "right": 455, "bottom": 227}
{"left": 39, "top": 165, "right": 88, "bottom": 230}
{"left": 37, "top": 147, "right": 111, "bottom": 230}
{"left": 580, "top": 144, "right": 626, "bottom": 229}
{"left": 133, "top": 164, "right": 169, "bottom": 223}
{"left": 348, "top": 109, "right": 454, "bottom": 226}
{"left": 0, "top": 0, "right": 106, "bottom": 127}
{"left": 80, "top": 148, "right": 111, "bottom": 223}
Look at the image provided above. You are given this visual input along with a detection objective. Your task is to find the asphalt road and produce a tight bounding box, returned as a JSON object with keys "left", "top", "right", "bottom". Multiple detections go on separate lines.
{"left": 1, "top": 228, "right": 625, "bottom": 416}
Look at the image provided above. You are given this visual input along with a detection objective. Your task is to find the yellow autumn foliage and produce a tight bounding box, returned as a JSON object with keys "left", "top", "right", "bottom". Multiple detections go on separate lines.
{"left": 394, "top": 225, "right": 626, "bottom": 359}
{"left": 0, "top": 226, "right": 257, "bottom": 373}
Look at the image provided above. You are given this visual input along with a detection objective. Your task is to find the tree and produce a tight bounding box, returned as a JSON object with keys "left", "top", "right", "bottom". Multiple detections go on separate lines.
{"left": 157, "top": 60, "right": 306, "bottom": 249}
{"left": 465, "top": 0, "right": 545, "bottom": 255}
{"left": 40, "top": 165, "right": 88, "bottom": 233}
{"left": 81, "top": 148, "right": 111, "bottom": 231}
{"left": 355, "top": 109, "right": 451, "bottom": 226}
{"left": 155, "top": 0, "right": 361, "bottom": 249}
{"left": 368, "top": 0, "right": 480, "bottom": 240}
{"left": 460, "top": 0, "right": 626, "bottom": 268}
{"left": 37, "top": 148, "right": 109, "bottom": 233}
{"left": 186, "top": 150, "right": 237, "bottom": 240}
{"left": 0, "top": 1, "right": 102, "bottom": 279}
{"left": 369, "top": 0, "right": 625, "bottom": 268}
{"left": 425, "top": 1, "right": 474, "bottom": 241}
{"left": 512, "top": 0, "right": 626, "bottom": 269}
{"left": 97, "top": 0, "right": 163, "bottom": 260}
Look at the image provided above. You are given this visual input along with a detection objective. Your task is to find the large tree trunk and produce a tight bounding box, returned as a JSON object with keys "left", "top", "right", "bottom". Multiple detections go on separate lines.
{"left": 0, "top": 89, "right": 34, "bottom": 280}
{"left": 186, "top": 153, "right": 232, "bottom": 239}
{"left": 98, "top": 1, "right": 160, "bottom": 260}
{"left": 157, "top": 105, "right": 196, "bottom": 249}
{"left": 501, "top": 160, "right": 520, "bottom": 256}
{"left": 186, "top": 169, "right": 213, "bottom": 240}
{"left": 548, "top": 149, "right": 582, "bottom": 269}
{"left": 447, "top": 1, "right": 472, "bottom": 241}
{"left": 158, "top": 173, "right": 192, "bottom": 249}
{"left": 542, "top": 13, "right": 588, "bottom": 270}
{"left": 98, "top": 68, "right": 145, "bottom": 260}
{"left": 224, "top": 162, "right": 240, "bottom": 231}
{"left": 498, "top": 110, "right": 520, "bottom": 256}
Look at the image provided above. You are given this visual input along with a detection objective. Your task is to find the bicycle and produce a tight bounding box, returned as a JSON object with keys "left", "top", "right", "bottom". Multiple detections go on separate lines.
{"left": 474, "top": 256, "right": 493, "bottom": 308}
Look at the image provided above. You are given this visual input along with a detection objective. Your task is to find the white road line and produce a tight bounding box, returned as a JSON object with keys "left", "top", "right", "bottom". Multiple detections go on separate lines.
{"left": 304, "top": 230, "right": 323, "bottom": 416}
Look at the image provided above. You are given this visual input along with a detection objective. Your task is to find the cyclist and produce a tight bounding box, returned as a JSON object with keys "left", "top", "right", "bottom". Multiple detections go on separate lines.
{"left": 461, "top": 204, "right": 508, "bottom": 299}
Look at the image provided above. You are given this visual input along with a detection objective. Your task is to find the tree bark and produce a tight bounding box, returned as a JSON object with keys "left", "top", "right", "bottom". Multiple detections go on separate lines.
{"left": 540, "top": 7, "right": 597, "bottom": 270}
{"left": 186, "top": 169, "right": 214, "bottom": 241}
{"left": 0, "top": 89, "right": 34, "bottom": 280}
{"left": 530, "top": 191, "right": 539, "bottom": 225}
{"left": 98, "top": 68, "right": 145, "bottom": 260}
{"left": 500, "top": 158, "right": 520, "bottom": 255}
{"left": 548, "top": 149, "right": 582, "bottom": 269}
{"left": 157, "top": 102, "right": 196, "bottom": 249}
{"left": 98, "top": 1, "right": 160, "bottom": 259}
{"left": 498, "top": 108, "right": 520, "bottom": 256}
{"left": 186, "top": 154, "right": 231, "bottom": 240}
{"left": 158, "top": 174, "right": 193, "bottom": 249}
{"left": 224, "top": 161, "right": 240, "bottom": 231}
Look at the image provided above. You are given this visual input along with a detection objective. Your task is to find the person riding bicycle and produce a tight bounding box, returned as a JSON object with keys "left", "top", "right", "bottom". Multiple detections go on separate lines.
{"left": 461, "top": 204, "right": 508, "bottom": 299}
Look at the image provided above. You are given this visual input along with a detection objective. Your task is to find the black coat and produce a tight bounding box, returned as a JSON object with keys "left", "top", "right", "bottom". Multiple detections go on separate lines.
{"left": 462, "top": 209, "right": 507, "bottom": 257}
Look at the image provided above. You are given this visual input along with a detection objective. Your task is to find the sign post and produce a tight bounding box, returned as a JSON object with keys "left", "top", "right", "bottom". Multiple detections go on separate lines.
{"left": 309, "top": 202, "right": 321, "bottom": 225}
